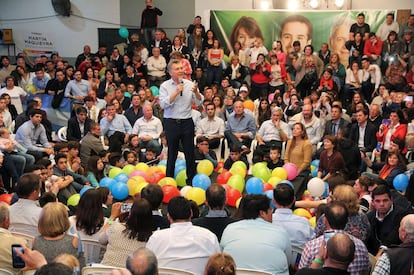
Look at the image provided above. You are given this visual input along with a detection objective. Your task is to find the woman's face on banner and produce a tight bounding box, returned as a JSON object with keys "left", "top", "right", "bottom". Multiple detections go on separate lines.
{"left": 237, "top": 27, "right": 256, "bottom": 50}
{"left": 330, "top": 24, "right": 349, "bottom": 66}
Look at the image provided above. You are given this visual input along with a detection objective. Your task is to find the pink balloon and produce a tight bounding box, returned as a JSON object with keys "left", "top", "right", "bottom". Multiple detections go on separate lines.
{"left": 283, "top": 163, "right": 298, "bottom": 180}
{"left": 129, "top": 170, "right": 148, "bottom": 180}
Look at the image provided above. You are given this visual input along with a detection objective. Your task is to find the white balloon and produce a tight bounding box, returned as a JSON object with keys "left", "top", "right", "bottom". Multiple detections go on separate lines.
{"left": 180, "top": 186, "right": 192, "bottom": 197}
{"left": 307, "top": 177, "right": 325, "bottom": 197}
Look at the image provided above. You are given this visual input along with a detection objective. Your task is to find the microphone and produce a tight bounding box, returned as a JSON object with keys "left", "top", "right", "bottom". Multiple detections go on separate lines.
{"left": 179, "top": 78, "right": 184, "bottom": 96}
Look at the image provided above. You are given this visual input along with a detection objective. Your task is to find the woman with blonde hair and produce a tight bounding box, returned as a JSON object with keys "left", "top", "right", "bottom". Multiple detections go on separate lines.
{"left": 284, "top": 122, "right": 312, "bottom": 176}
{"left": 33, "top": 202, "right": 80, "bottom": 263}
{"left": 314, "top": 184, "right": 371, "bottom": 242}
{"left": 204, "top": 253, "right": 236, "bottom": 275}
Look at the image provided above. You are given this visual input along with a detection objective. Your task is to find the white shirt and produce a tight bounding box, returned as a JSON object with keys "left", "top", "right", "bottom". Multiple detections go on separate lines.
{"left": 9, "top": 198, "right": 42, "bottom": 237}
{"left": 0, "top": 86, "right": 27, "bottom": 114}
{"left": 132, "top": 115, "right": 163, "bottom": 139}
{"left": 376, "top": 21, "right": 400, "bottom": 41}
{"left": 257, "top": 119, "right": 291, "bottom": 142}
{"left": 358, "top": 122, "right": 367, "bottom": 148}
{"left": 146, "top": 222, "right": 220, "bottom": 275}
{"left": 196, "top": 116, "right": 225, "bottom": 138}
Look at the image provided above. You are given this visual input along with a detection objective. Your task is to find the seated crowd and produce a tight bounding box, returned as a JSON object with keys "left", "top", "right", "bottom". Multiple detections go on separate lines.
{"left": 1, "top": 10, "right": 414, "bottom": 275}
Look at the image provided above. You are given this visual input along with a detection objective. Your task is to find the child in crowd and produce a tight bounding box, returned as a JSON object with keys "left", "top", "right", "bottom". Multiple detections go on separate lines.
{"left": 123, "top": 150, "right": 138, "bottom": 165}
{"left": 67, "top": 141, "right": 84, "bottom": 175}
{"left": 267, "top": 146, "right": 284, "bottom": 170}
{"left": 98, "top": 186, "right": 113, "bottom": 218}
{"left": 104, "top": 152, "right": 123, "bottom": 176}
{"left": 86, "top": 155, "right": 105, "bottom": 187}
{"left": 145, "top": 147, "right": 159, "bottom": 166}
{"left": 223, "top": 144, "right": 249, "bottom": 170}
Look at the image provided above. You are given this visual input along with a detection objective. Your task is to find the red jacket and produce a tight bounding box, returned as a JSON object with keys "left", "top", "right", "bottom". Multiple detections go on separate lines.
{"left": 376, "top": 123, "right": 407, "bottom": 153}
{"left": 364, "top": 38, "right": 383, "bottom": 57}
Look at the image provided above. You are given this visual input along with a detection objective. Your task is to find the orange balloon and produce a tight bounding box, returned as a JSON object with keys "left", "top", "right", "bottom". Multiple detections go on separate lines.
{"left": 243, "top": 100, "right": 255, "bottom": 111}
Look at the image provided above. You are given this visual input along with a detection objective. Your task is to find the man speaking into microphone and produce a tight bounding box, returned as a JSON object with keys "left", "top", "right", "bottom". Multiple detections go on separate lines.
{"left": 159, "top": 59, "right": 203, "bottom": 185}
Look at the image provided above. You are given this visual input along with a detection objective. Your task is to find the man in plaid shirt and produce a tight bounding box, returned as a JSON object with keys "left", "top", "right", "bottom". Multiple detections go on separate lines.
{"left": 298, "top": 201, "right": 370, "bottom": 275}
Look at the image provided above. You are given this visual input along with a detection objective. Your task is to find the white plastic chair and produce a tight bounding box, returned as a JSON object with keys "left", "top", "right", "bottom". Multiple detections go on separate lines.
{"left": 236, "top": 268, "right": 272, "bottom": 275}
{"left": 82, "top": 239, "right": 106, "bottom": 265}
{"left": 11, "top": 231, "right": 35, "bottom": 249}
{"left": 81, "top": 265, "right": 115, "bottom": 275}
{"left": 158, "top": 267, "right": 195, "bottom": 275}
{"left": 58, "top": 126, "right": 68, "bottom": 142}
{"left": 0, "top": 269, "right": 13, "bottom": 275}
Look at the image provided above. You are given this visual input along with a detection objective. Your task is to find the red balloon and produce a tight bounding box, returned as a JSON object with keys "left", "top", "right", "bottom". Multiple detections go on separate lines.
{"left": 263, "top": 183, "right": 274, "bottom": 192}
{"left": 162, "top": 185, "right": 181, "bottom": 204}
{"left": 148, "top": 171, "right": 166, "bottom": 184}
{"left": 226, "top": 188, "right": 242, "bottom": 207}
{"left": 214, "top": 161, "right": 224, "bottom": 172}
{"left": 217, "top": 170, "right": 232, "bottom": 184}
{"left": 0, "top": 193, "right": 12, "bottom": 205}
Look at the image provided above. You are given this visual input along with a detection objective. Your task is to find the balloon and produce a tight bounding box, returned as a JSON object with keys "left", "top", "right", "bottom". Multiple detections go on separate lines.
{"left": 111, "top": 182, "right": 129, "bottom": 200}
{"left": 180, "top": 186, "right": 192, "bottom": 197}
{"left": 246, "top": 177, "right": 264, "bottom": 194}
{"left": 293, "top": 208, "right": 312, "bottom": 219}
{"left": 268, "top": 176, "right": 282, "bottom": 187}
{"left": 100, "top": 177, "right": 116, "bottom": 188}
{"left": 130, "top": 170, "right": 148, "bottom": 180}
{"left": 146, "top": 166, "right": 162, "bottom": 175}
{"left": 147, "top": 171, "right": 166, "bottom": 184}
{"left": 263, "top": 190, "right": 275, "bottom": 208}
{"left": 174, "top": 164, "right": 186, "bottom": 178}
{"left": 214, "top": 161, "right": 224, "bottom": 172}
{"left": 252, "top": 166, "right": 271, "bottom": 182}
{"left": 122, "top": 164, "right": 136, "bottom": 175}
{"left": 25, "top": 84, "right": 36, "bottom": 94}
{"left": 109, "top": 167, "right": 123, "bottom": 179}
{"left": 272, "top": 167, "right": 288, "bottom": 180}
{"left": 322, "top": 182, "right": 329, "bottom": 198}
{"left": 175, "top": 170, "right": 188, "bottom": 187}
{"left": 0, "top": 194, "right": 12, "bottom": 205}
{"left": 118, "top": 27, "right": 129, "bottom": 38}
{"left": 252, "top": 162, "right": 267, "bottom": 175}
{"left": 229, "top": 165, "right": 246, "bottom": 178}
{"left": 185, "top": 187, "right": 206, "bottom": 206}
{"left": 162, "top": 185, "right": 181, "bottom": 204}
{"left": 311, "top": 167, "right": 318, "bottom": 178}
{"left": 159, "top": 159, "right": 167, "bottom": 166}
{"left": 133, "top": 181, "right": 149, "bottom": 195}
{"left": 136, "top": 162, "right": 149, "bottom": 172}
{"left": 197, "top": 160, "right": 214, "bottom": 176}
{"left": 226, "top": 188, "right": 242, "bottom": 207}
{"left": 263, "top": 183, "right": 274, "bottom": 191}
{"left": 216, "top": 170, "right": 232, "bottom": 184}
{"left": 158, "top": 177, "right": 177, "bottom": 187}
{"left": 114, "top": 173, "right": 129, "bottom": 184}
{"left": 227, "top": 175, "right": 245, "bottom": 193}
{"left": 243, "top": 100, "right": 254, "bottom": 111}
{"left": 176, "top": 159, "right": 186, "bottom": 167}
{"left": 232, "top": 160, "right": 247, "bottom": 171}
{"left": 311, "top": 159, "right": 320, "bottom": 168}
{"left": 150, "top": 86, "right": 159, "bottom": 96}
{"left": 158, "top": 165, "right": 166, "bottom": 174}
{"left": 307, "top": 177, "right": 325, "bottom": 197}
{"left": 67, "top": 194, "right": 80, "bottom": 207}
{"left": 80, "top": 186, "right": 93, "bottom": 197}
{"left": 283, "top": 163, "right": 298, "bottom": 180}
{"left": 192, "top": 174, "right": 211, "bottom": 190}
{"left": 309, "top": 216, "right": 316, "bottom": 228}
{"left": 127, "top": 176, "right": 146, "bottom": 196}
{"left": 393, "top": 174, "right": 409, "bottom": 192}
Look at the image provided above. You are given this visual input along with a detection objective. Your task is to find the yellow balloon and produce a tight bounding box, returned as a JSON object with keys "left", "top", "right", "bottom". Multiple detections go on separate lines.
{"left": 236, "top": 197, "right": 242, "bottom": 208}
{"left": 197, "top": 160, "right": 214, "bottom": 176}
{"left": 135, "top": 162, "right": 149, "bottom": 172}
{"left": 127, "top": 176, "right": 146, "bottom": 196}
{"left": 229, "top": 166, "right": 246, "bottom": 178}
{"left": 293, "top": 208, "right": 312, "bottom": 219}
{"left": 158, "top": 177, "right": 177, "bottom": 187}
{"left": 309, "top": 216, "right": 316, "bottom": 228}
{"left": 272, "top": 167, "right": 288, "bottom": 180}
{"left": 133, "top": 181, "right": 149, "bottom": 195}
{"left": 158, "top": 165, "right": 166, "bottom": 174}
{"left": 267, "top": 176, "right": 282, "bottom": 187}
{"left": 185, "top": 187, "right": 206, "bottom": 206}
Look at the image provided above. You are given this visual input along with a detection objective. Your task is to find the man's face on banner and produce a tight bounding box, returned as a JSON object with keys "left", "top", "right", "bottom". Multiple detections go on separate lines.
{"left": 280, "top": 21, "right": 311, "bottom": 53}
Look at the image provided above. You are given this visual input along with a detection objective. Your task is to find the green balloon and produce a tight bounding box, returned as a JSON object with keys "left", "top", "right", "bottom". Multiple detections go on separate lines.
{"left": 122, "top": 164, "right": 136, "bottom": 175}
{"left": 251, "top": 162, "right": 267, "bottom": 175}
{"left": 253, "top": 167, "right": 271, "bottom": 182}
{"left": 231, "top": 160, "right": 247, "bottom": 171}
{"left": 176, "top": 170, "right": 187, "bottom": 187}
{"left": 227, "top": 175, "right": 245, "bottom": 193}
{"left": 67, "top": 193, "right": 80, "bottom": 207}
{"left": 109, "top": 167, "right": 123, "bottom": 179}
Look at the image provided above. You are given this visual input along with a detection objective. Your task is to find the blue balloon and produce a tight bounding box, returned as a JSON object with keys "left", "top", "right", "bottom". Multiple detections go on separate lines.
{"left": 111, "top": 182, "right": 129, "bottom": 200}
{"left": 311, "top": 159, "right": 320, "bottom": 168}
{"left": 100, "top": 177, "right": 116, "bottom": 188}
{"left": 114, "top": 173, "right": 129, "bottom": 183}
{"left": 176, "top": 159, "right": 186, "bottom": 167}
{"left": 159, "top": 159, "right": 167, "bottom": 166}
{"left": 246, "top": 177, "right": 264, "bottom": 194}
{"left": 192, "top": 174, "right": 211, "bottom": 190}
{"left": 118, "top": 27, "right": 129, "bottom": 38}
{"left": 322, "top": 182, "right": 329, "bottom": 198}
{"left": 393, "top": 174, "right": 409, "bottom": 192}
{"left": 311, "top": 168, "right": 318, "bottom": 178}
{"left": 279, "top": 180, "right": 294, "bottom": 190}
{"left": 80, "top": 185, "right": 93, "bottom": 197}
{"left": 263, "top": 190, "right": 275, "bottom": 209}
{"left": 174, "top": 164, "right": 186, "bottom": 178}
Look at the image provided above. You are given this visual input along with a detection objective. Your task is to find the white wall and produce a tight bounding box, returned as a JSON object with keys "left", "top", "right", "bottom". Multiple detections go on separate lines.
{"left": 0, "top": 0, "right": 120, "bottom": 58}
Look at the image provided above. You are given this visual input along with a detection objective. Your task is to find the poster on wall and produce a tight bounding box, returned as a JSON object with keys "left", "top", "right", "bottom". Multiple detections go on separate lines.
{"left": 210, "top": 10, "right": 395, "bottom": 67}
{"left": 16, "top": 31, "right": 57, "bottom": 56}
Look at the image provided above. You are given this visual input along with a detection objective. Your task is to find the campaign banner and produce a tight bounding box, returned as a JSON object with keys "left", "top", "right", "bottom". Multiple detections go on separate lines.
{"left": 210, "top": 10, "right": 394, "bottom": 67}
{"left": 18, "top": 31, "right": 57, "bottom": 55}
